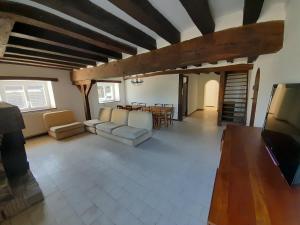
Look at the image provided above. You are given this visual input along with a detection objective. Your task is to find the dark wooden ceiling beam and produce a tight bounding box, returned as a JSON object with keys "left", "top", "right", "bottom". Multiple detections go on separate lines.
{"left": 124, "top": 64, "right": 254, "bottom": 79}
{"left": 3, "top": 53, "right": 84, "bottom": 68}
{"left": 32, "top": 0, "right": 157, "bottom": 50}
{"left": 5, "top": 46, "right": 96, "bottom": 66}
{"left": 72, "top": 21, "right": 284, "bottom": 81}
{"left": 243, "top": 0, "right": 265, "bottom": 25}
{"left": 179, "top": 0, "right": 215, "bottom": 34}
{"left": 7, "top": 36, "right": 108, "bottom": 62}
{"left": 11, "top": 22, "right": 122, "bottom": 59}
{"left": 2, "top": 56, "right": 79, "bottom": 69}
{"left": 0, "top": 59, "right": 72, "bottom": 70}
{"left": 10, "top": 32, "right": 115, "bottom": 60}
{"left": 0, "top": 1, "right": 137, "bottom": 55}
{"left": 108, "top": 0, "right": 180, "bottom": 44}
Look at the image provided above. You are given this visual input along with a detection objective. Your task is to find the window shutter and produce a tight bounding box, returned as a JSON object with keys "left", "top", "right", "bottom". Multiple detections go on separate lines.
{"left": 4, "top": 85, "right": 27, "bottom": 109}
{"left": 27, "top": 85, "right": 47, "bottom": 108}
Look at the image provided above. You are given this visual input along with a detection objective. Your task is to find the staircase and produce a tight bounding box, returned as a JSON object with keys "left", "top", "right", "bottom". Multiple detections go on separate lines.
{"left": 220, "top": 72, "right": 248, "bottom": 125}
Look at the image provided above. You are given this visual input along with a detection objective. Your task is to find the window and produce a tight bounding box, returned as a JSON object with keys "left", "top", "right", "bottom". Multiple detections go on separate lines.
{"left": 0, "top": 80, "right": 56, "bottom": 112}
{"left": 97, "top": 82, "right": 120, "bottom": 103}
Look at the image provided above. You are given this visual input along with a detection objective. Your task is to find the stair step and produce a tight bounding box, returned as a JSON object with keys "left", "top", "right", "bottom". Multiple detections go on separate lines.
{"left": 226, "top": 78, "right": 248, "bottom": 81}
{"left": 225, "top": 85, "right": 248, "bottom": 87}
{"left": 223, "top": 106, "right": 246, "bottom": 109}
{"left": 224, "top": 97, "right": 247, "bottom": 100}
{"left": 222, "top": 111, "right": 246, "bottom": 114}
{"left": 222, "top": 115, "right": 245, "bottom": 119}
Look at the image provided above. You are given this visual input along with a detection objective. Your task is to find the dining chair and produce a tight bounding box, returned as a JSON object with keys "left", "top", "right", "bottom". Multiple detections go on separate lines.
{"left": 154, "top": 103, "right": 163, "bottom": 107}
{"left": 125, "top": 105, "right": 133, "bottom": 111}
{"left": 151, "top": 107, "right": 167, "bottom": 129}
{"left": 163, "top": 104, "right": 174, "bottom": 125}
{"left": 117, "top": 105, "right": 124, "bottom": 109}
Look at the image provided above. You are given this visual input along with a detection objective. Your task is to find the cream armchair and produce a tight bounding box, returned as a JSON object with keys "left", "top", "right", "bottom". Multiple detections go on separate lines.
{"left": 43, "top": 110, "right": 84, "bottom": 140}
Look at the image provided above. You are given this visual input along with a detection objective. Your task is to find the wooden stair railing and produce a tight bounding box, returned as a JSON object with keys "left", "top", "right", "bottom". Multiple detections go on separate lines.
{"left": 218, "top": 72, "right": 249, "bottom": 126}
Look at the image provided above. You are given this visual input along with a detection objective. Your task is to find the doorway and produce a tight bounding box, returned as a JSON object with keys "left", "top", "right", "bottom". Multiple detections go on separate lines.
{"left": 204, "top": 80, "right": 219, "bottom": 110}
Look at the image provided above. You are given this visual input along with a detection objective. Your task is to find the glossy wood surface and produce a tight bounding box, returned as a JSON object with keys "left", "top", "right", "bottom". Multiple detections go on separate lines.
{"left": 72, "top": 21, "right": 284, "bottom": 81}
{"left": 208, "top": 125, "right": 300, "bottom": 225}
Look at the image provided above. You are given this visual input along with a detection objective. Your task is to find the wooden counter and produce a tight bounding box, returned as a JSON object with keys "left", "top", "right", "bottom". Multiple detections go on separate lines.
{"left": 208, "top": 125, "right": 300, "bottom": 225}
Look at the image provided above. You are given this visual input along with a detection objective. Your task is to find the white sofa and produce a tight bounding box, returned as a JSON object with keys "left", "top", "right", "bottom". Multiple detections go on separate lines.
{"left": 85, "top": 108, "right": 153, "bottom": 146}
{"left": 83, "top": 107, "right": 112, "bottom": 133}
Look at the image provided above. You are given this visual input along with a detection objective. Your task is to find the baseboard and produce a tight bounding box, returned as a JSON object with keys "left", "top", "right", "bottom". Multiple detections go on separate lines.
{"left": 25, "top": 132, "right": 48, "bottom": 140}
{"left": 188, "top": 108, "right": 203, "bottom": 116}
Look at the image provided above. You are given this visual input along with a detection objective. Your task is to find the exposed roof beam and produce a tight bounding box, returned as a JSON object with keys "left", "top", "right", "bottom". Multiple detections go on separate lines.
{"left": 243, "top": 0, "right": 265, "bottom": 25}
{"left": 4, "top": 53, "right": 85, "bottom": 68}
{"left": 10, "top": 32, "right": 115, "bottom": 60}
{"left": 0, "top": 17, "right": 14, "bottom": 56}
{"left": 72, "top": 21, "right": 284, "bottom": 81}
{"left": 6, "top": 45, "right": 97, "bottom": 65}
{"left": 108, "top": 0, "right": 180, "bottom": 44}
{"left": 7, "top": 36, "right": 108, "bottom": 62}
{"left": 0, "top": 59, "right": 72, "bottom": 70}
{"left": 11, "top": 22, "right": 122, "bottom": 59}
{"left": 124, "top": 64, "right": 254, "bottom": 79}
{"left": 32, "top": 0, "right": 157, "bottom": 50}
{"left": 3, "top": 56, "right": 79, "bottom": 69}
{"left": 179, "top": 0, "right": 215, "bottom": 34}
{"left": 0, "top": 1, "right": 137, "bottom": 55}
{"left": 5, "top": 46, "right": 96, "bottom": 66}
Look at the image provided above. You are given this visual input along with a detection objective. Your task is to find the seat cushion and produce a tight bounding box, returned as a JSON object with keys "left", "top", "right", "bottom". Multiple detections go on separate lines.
{"left": 96, "top": 122, "right": 124, "bottom": 134}
{"left": 50, "top": 122, "right": 84, "bottom": 133}
{"left": 83, "top": 119, "right": 105, "bottom": 127}
{"left": 112, "top": 126, "right": 148, "bottom": 140}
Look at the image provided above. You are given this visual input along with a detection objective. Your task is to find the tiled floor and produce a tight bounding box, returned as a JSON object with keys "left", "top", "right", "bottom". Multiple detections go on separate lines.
{"left": 4, "top": 110, "right": 223, "bottom": 225}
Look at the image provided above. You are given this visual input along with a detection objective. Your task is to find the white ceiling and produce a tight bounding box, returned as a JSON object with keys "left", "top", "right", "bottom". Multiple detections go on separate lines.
{"left": 11, "top": 0, "right": 287, "bottom": 52}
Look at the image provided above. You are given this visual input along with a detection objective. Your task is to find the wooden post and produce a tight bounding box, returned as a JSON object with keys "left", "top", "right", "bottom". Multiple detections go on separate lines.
{"left": 0, "top": 17, "right": 15, "bottom": 57}
{"left": 217, "top": 72, "right": 226, "bottom": 126}
{"left": 75, "top": 80, "right": 93, "bottom": 120}
{"left": 250, "top": 68, "right": 260, "bottom": 126}
{"left": 178, "top": 74, "right": 184, "bottom": 121}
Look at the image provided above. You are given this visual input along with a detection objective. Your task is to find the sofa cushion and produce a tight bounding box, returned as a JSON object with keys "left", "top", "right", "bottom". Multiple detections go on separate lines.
{"left": 96, "top": 122, "right": 124, "bottom": 133}
{"left": 43, "top": 110, "right": 76, "bottom": 129}
{"left": 84, "top": 119, "right": 105, "bottom": 127}
{"left": 128, "top": 111, "right": 153, "bottom": 131}
{"left": 98, "top": 107, "right": 112, "bottom": 122}
{"left": 112, "top": 126, "right": 148, "bottom": 140}
{"left": 111, "top": 109, "right": 129, "bottom": 125}
{"left": 50, "top": 122, "right": 84, "bottom": 133}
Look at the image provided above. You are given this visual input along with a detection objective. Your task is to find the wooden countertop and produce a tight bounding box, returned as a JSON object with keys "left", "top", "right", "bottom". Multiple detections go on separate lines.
{"left": 208, "top": 125, "right": 300, "bottom": 225}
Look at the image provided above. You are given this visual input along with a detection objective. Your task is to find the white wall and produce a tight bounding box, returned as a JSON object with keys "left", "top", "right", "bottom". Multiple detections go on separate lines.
{"left": 89, "top": 77, "right": 126, "bottom": 119}
{"left": 0, "top": 64, "right": 85, "bottom": 137}
{"left": 247, "top": 0, "right": 300, "bottom": 127}
{"left": 125, "top": 74, "right": 179, "bottom": 119}
{"left": 204, "top": 80, "right": 219, "bottom": 108}
{"left": 197, "top": 73, "right": 220, "bottom": 110}
{"left": 187, "top": 73, "right": 220, "bottom": 114}
{"left": 187, "top": 74, "right": 199, "bottom": 115}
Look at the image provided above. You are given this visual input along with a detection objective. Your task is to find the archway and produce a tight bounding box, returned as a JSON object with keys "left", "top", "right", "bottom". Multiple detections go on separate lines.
{"left": 204, "top": 80, "right": 219, "bottom": 110}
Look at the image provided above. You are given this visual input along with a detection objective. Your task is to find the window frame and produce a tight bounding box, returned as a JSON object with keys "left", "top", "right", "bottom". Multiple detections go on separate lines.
{"left": 0, "top": 80, "right": 56, "bottom": 112}
{"left": 96, "top": 82, "right": 121, "bottom": 104}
